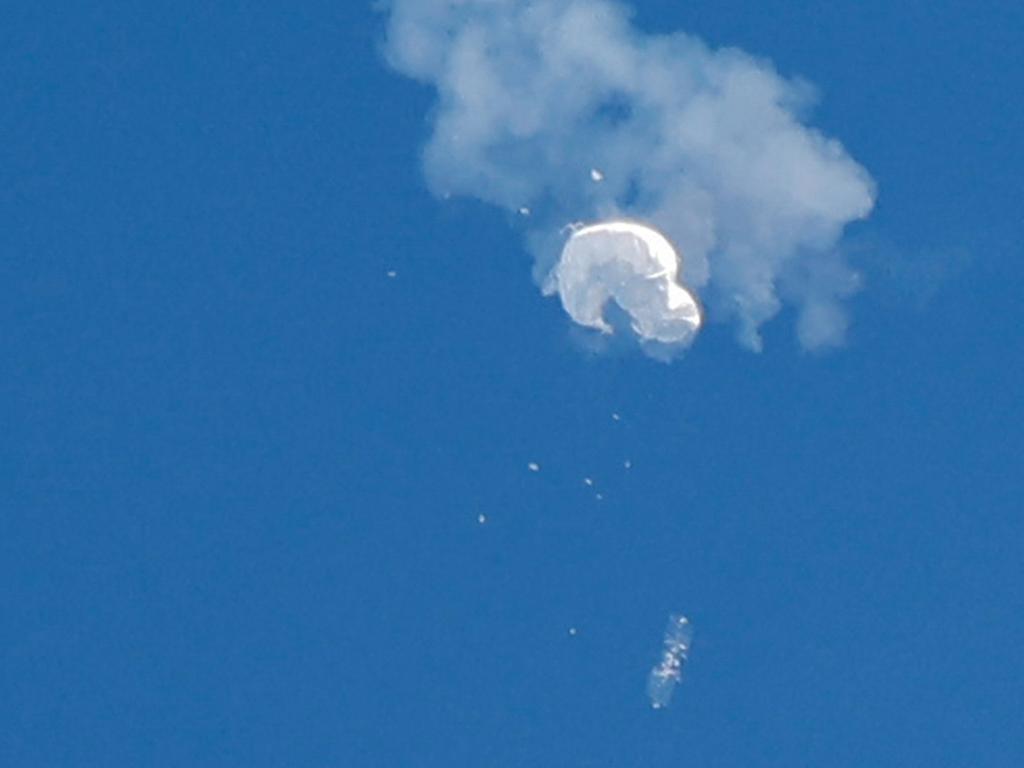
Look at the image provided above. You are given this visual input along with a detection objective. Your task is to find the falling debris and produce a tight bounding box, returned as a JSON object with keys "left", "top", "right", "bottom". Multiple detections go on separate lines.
{"left": 386, "top": 270, "right": 398, "bottom": 278}
{"left": 589, "top": 168, "right": 605, "bottom": 182}
{"left": 611, "top": 413, "right": 621, "bottom": 422}
{"left": 647, "top": 614, "right": 693, "bottom": 709}
{"left": 568, "top": 627, "right": 578, "bottom": 636}
{"left": 477, "top": 513, "right": 487, "bottom": 524}
{"left": 527, "top": 462, "right": 540, "bottom": 472}
{"left": 583, "top": 477, "right": 594, "bottom": 487}
{"left": 518, "top": 206, "right": 531, "bottom": 216}
{"left": 594, "top": 493, "right": 604, "bottom": 501}
{"left": 624, "top": 460, "right": 632, "bottom": 470}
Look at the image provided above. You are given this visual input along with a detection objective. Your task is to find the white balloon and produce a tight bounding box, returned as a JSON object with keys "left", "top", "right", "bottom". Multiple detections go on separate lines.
{"left": 547, "top": 221, "right": 702, "bottom": 346}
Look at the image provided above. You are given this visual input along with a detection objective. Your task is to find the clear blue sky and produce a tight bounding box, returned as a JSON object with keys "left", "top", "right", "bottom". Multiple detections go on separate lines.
{"left": 3, "top": 2, "right": 1022, "bottom": 766}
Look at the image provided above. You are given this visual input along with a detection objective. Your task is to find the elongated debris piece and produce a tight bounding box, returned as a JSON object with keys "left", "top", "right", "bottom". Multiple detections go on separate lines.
{"left": 646, "top": 614, "right": 693, "bottom": 709}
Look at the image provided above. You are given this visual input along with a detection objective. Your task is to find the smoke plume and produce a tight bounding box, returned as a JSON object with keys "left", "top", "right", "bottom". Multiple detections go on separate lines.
{"left": 382, "top": 0, "right": 875, "bottom": 351}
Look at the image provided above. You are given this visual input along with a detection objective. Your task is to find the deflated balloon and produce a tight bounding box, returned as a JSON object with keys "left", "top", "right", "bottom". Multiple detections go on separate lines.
{"left": 546, "top": 221, "right": 702, "bottom": 346}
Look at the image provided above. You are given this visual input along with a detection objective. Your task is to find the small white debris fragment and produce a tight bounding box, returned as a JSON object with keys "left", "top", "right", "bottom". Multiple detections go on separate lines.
{"left": 611, "top": 413, "right": 621, "bottom": 421}
{"left": 590, "top": 168, "right": 605, "bottom": 182}
{"left": 477, "top": 513, "right": 487, "bottom": 524}
{"left": 527, "top": 462, "right": 540, "bottom": 472}
{"left": 595, "top": 493, "right": 604, "bottom": 501}
{"left": 518, "top": 206, "right": 531, "bottom": 216}
{"left": 624, "top": 460, "right": 632, "bottom": 470}
{"left": 386, "top": 270, "right": 397, "bottom": 278}
{"left": 583, "top": 477, "right": 594, "bottom": 487}
{"left": 568, "top": 627, "right": 578, "bottom": 636}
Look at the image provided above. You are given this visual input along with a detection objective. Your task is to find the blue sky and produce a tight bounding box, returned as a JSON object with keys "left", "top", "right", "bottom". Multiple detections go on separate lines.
{"left": 2, "top": 1, "right": 1022, "bottom": 766}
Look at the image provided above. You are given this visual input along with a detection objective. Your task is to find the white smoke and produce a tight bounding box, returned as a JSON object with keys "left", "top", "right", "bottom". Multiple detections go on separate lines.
{"left": 382, "top": 0, "right": 876, "bottom": 351}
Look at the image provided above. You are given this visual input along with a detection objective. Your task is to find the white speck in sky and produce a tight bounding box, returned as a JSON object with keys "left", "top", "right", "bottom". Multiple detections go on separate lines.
{"left": 583, "top": 477, "right": 594, "bottom": 486}
{"left": 518, "top": 206, "right": 531, "bottom": 216}
{"left": 611, "top": 413, "right": 621, "bottom": 422}
{"left": 568, "top": 627, "right": 578, "bottom": 636}
{"left": 477, "top": 513, "right": 487, "bottom": 524}
{"left": 624, "top": 460, "right": 632, "bottom": 470}
{"left": 386, "top": 270, "right": 397, "bottom": 278}
{"left": 590, "top": 168, "right": 604, "bottom": 182}
{"left": 527, "top": 462, "right": 540, "bottom": 472}
{"left": 595, "top": 493, "right": 604, "bottom": 501}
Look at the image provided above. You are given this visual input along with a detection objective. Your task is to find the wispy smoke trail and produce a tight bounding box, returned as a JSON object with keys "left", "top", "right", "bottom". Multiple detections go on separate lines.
{"left": 382, "top": 0, "right": 875, "bottom": 351}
